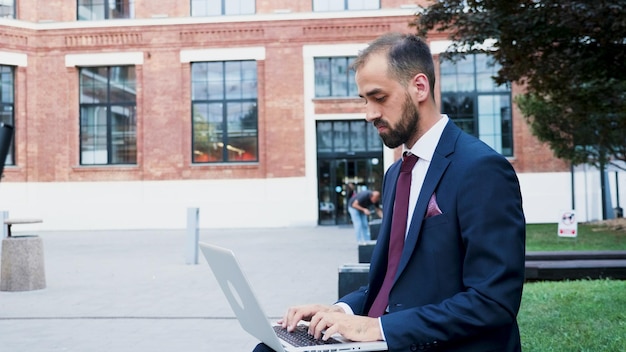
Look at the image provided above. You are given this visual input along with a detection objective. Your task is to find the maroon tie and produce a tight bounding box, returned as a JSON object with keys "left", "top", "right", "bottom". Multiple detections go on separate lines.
{"left": 368, "top": 152, "right": 418, "bottom": 317}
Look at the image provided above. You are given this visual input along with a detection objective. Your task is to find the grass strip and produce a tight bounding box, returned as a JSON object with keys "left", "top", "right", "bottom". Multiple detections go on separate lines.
{"left": 519, "top": 279, "right": 626, "bottom": 351}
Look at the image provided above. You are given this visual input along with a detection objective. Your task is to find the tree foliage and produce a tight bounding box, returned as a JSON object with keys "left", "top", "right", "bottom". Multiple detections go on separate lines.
{"left": 412, "top": 0, "right": 626, "bottom": 169}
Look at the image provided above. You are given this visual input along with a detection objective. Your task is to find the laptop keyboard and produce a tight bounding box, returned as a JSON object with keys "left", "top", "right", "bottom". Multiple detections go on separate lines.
{"left": 273, "top": 325, "right": 341, "bottom": 346}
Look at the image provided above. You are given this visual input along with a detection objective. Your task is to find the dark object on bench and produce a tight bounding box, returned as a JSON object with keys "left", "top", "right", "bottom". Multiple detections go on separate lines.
{"left": 368, "top": 219, "right": 382, "bottom": 241}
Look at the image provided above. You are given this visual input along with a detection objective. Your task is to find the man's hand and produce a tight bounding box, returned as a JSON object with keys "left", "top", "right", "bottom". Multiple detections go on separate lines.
{"left": 279, "top": 304, "right": 344, "bottom": 331}
{"left": 309, "top": 312, "right": 382, "bottom": 342}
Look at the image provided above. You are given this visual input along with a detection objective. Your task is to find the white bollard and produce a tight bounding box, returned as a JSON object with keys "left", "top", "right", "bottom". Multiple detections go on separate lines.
{"left": 186, "top": 207, "right": 199, "bottom": 265}
{"left": 1, "top": 211, "right": 8, "bottom": 238}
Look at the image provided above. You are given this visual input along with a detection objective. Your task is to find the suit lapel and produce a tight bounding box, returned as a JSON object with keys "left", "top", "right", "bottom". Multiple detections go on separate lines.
{"left": 376, "top": 161, "right": 401, "bottom": 253}
{"left": 395, "top": 121, "right": 460, "bottom": 280}
{"left": 367, "top": 160, "right": 400, "bottom": 295}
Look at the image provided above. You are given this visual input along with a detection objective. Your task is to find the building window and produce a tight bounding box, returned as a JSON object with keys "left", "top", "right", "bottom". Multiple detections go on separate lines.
{"left": 313, "top": 0, "right": 379, "bottom": 11}
{"left": 0, "top": 0, "right": 15, "bottom": 18}
{"left": 314, "top": 57, "right": 358, "bottom": 98}
{"left": 77, "top": 0, "right": 134, "bottom": 20}
{"left": 316, "top": 120, "right": 382, "bottom": 155}
{"left": 191, "top": 61, "right": 258, "bottom": 163}
{"left": 0, "top": 65, "right": 14, "bottom": 165}
{"left": 79, "top": 66, "right": 137, "bottom": 165}
{"left": 191, "top": 0, "right": 255, "bottom": 16}
{"left": 440, "top": 54, "right": 513, "bottom": 156}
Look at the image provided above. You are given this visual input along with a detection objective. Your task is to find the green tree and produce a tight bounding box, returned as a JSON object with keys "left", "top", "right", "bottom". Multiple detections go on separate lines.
{"left": 412, "top": 0, "right": 626, "bottom": 170}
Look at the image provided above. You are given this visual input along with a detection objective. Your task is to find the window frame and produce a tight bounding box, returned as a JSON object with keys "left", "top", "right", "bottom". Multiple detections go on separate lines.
{"left": 0, "top": 0, "right": 15, "bottom": 19}
{"left": 79, "top": 65, "right": 137, "bottom": 165}
{"left": 316, "top": 120, "right": 382, "bottom": 158}
{"left": 314, "top": 56, "right": 358, "bottom": 98}
{"left": 191, "top": 60, "right": 259, "bottom": 164}
{"left": 312, "top": 0, "right": 380, "bottom": 12}
{"left": 191, "top": 0, "right": 256, "bottom": 16}
{"left": 440, "top": 53, "right": 514, "bottom": 157}
{"left": 77, "top": 0, "right": 135, "bottom": 20}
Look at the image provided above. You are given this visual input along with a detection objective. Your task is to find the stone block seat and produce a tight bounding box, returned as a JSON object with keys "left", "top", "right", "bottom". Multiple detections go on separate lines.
{"left": 1, "top": 218, "right": 46, "bottom": 292}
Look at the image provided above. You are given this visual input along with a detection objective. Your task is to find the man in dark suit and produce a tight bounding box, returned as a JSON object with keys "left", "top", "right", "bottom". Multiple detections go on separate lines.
{"left": 254, "top": 33, "right": 525, "bottom": 352}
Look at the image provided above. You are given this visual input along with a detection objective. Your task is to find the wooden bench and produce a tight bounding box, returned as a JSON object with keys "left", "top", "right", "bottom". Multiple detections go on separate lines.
{"left": 525, "top": 250, "right": 626, "bottom": 261}
{"left": 1, "top": 218, "right": 46, "bottom": 291}
{"left": 524, "top": 250, "right": 626, "bottom": 281}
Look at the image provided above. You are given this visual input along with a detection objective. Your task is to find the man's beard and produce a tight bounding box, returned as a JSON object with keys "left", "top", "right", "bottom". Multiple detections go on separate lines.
{"left": 375, "top": 94, "right": 419, "bottom": 149}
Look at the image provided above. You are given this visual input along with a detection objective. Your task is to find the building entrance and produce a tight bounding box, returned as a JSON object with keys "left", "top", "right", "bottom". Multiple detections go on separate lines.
{"left": 318, "top": 158, "right": 383, "bottom": 225}
{"left": 316, "top": 120, "right": 383, "bottom": 225}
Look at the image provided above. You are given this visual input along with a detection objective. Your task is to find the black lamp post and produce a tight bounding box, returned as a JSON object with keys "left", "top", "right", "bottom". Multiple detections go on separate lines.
{"left": 0, "top": 123, "right": 14, "bottom": 181}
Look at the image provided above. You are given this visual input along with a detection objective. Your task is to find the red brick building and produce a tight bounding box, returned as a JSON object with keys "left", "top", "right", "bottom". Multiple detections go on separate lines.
{"left": 0, "top": 0, "right": 615, "bottom": 231}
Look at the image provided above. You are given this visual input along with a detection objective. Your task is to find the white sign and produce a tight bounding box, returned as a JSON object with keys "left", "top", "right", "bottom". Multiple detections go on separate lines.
{"left": 558, "top": 210, "right": 577, "bottom": 238}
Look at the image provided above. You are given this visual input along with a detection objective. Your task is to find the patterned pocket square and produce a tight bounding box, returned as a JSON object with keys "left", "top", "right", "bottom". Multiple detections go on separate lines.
{"left": 426, "top": 193, "right": 443, "bottom": 218}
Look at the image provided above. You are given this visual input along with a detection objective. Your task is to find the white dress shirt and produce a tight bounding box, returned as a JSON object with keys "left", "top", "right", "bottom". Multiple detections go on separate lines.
{"left": 402, "top": 115, "right": 449, "bottom": 237}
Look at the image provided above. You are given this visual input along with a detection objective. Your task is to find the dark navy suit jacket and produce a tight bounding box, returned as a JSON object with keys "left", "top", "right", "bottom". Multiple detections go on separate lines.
{"left": 339, "top": 121, "right": 526, "bottom": 351}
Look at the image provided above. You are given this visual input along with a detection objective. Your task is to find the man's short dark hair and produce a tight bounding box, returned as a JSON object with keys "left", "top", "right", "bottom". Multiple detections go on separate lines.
{"left": 351, "top": 33, "right": 436, "bottom": 99}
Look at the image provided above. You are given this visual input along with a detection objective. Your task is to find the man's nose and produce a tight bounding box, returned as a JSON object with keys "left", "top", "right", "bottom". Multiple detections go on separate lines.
{"left": 364, "top": 106, "right": 381, "bottom": 122}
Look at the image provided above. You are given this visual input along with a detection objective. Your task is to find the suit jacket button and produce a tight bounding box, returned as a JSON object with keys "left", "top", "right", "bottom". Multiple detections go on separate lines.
{"left": 410, "top": 344, "right": 418, "bottom": 351}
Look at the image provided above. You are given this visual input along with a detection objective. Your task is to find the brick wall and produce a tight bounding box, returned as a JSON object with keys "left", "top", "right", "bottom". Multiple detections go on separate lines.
{"left": 0, "top": 1, "right": 567, "bottom": 185}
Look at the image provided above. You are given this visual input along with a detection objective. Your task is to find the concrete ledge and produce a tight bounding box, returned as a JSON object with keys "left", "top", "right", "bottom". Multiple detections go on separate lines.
{"left": 1, "top": 236, "right": 46, "bottom": 291}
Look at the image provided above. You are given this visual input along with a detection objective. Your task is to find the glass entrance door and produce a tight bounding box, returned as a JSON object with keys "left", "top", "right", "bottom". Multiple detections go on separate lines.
{"left": 318, "top": 158, "right": 383, "bottom": 225}
{"left": 316, "top": 119, "right": 384, "bottom": 225}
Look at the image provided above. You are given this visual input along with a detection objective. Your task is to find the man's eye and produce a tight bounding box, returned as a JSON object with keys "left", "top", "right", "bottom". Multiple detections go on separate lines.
{"left": 375, "top": 96, "right": 386, "bottom": 103}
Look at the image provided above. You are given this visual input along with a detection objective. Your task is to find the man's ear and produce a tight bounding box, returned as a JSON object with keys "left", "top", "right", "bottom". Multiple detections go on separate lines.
{"left": 411, "top": 73, "right": 430, "bottom": 102}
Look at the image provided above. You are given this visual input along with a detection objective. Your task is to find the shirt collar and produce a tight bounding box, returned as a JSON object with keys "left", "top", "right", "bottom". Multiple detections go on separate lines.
{"left": 404, "top": 114, "right": 449, "bottom": 162}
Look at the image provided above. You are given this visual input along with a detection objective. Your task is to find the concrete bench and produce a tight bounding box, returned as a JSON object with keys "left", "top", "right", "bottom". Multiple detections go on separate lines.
{"left": 4, "top": 218, "right": 43, "bottom": 237}
{"left": 338, "top": 263, "right": 369, "bottom": 298}
{"left": 358, "top": 241, "right": 377, "bottom": 263}
{"left": 1, "top": 218, "right": 46, "bottom": 291}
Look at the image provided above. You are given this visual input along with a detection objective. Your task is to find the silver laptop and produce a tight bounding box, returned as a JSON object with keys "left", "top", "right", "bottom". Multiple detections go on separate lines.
{"left": 199, "top": 242, "right": 388, "bottom": 352}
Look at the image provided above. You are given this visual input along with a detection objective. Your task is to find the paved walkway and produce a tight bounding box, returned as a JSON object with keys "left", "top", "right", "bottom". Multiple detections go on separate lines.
{"left": 0, "top": 226, "right": 359, "bottom": 351}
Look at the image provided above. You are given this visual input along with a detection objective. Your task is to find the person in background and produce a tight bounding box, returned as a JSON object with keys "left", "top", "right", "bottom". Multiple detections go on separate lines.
{"left": 254, "top": 32, "right": 525, "bottom": 352}
{"left": 348, "top": 189, "right": 383, "bottom": 244}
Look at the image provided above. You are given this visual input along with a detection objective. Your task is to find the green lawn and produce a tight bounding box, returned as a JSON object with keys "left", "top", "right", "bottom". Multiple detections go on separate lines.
{"left": 520, "top": 280, "right": 626, "bottom": 352}
{"left": 526, "top": 222, "right": 626, "bottom": 251}
{"left": 519, "top": 221, "right": 626, "bottom": 351}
